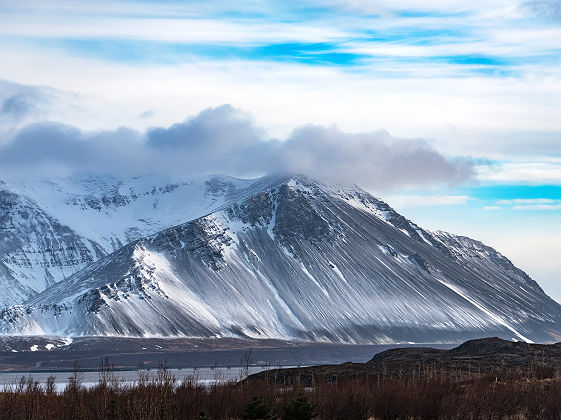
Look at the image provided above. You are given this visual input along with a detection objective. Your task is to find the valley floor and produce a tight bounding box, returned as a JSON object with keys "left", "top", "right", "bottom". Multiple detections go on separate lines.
{"left": 0, "top": 336, "right": 454, "bottom": 371}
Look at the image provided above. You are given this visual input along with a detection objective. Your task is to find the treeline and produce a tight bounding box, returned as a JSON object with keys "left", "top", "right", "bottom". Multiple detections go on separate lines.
{"left": 1, "top": 364, "right": 561, "bottom": 419}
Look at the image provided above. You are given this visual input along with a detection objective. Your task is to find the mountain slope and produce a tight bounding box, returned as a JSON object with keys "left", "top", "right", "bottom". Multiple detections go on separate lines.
{"left": 2, "top": 175, "right": 560, "bottom": 344}
{"left": 0, "top": 175, "right": 256, "bottom": 306}
{"left": 0, "top": 185, "right": 106, "bottom": 304}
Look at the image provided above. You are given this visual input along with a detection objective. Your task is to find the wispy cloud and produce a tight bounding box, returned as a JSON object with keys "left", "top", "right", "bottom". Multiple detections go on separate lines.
{"left": 477, "top": 161, "right": 561, "bottom": 185}
{"left": 2, "top": 0, "right": 561, "bottom": 76}
{"left": 497, "top": 198, "right": 558, "bottom": 204}
{"left": 0, "top": 80, "right": 60, "bottom": 139}
{"left": 512, "top": 203, "right": 561, "bottom": 210}
{"left": 489, "top": 198, "right": 561, "bottom": 210}
{"left": 382, "top": 194, "right": 471, "bottom": 207}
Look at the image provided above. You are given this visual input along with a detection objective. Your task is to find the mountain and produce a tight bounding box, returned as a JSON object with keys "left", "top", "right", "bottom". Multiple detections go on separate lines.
{"left": 1, "top": 174, "right": 560, "bottom": 344}
{"left": 0, "top": 174, "right": 253, "bottom": 306}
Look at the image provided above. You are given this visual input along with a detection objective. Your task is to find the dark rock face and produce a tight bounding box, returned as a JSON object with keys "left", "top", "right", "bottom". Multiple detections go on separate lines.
{"left": 273, "top": 184, "right": 331, "bottom": 243}
{"left": 227, "top": 191, "right": 274, "bottom": 227}
{"left": 151, "top": 218, "right": 233, "bottom": 271}
{"left": 205, "top": 178, "right": 236, "bottom": 198}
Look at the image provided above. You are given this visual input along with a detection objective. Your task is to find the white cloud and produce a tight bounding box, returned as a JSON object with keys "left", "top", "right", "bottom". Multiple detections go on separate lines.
{"left": 497, "top": 198, "right": 557, "bottom": 204}
{"left": 477, "top": 161, "right": 561, "bottom": 185}
{"left": 314, "top": 0, "right": 516, "bottom": 15}
{"left": 483, "top": 205, "right": 502, "bottom": 210}
{"left": 0, "top": 16, "right": 348, "bottom": 45}
{"left": 488, "top": 198, "right": 561, "bottom": 211}
{"left": 381, "top": 194, "right": 471, "bottom": 207}
{"left": 1, "top": 1, "right": 560, "bottom": 187}
{"left": 2, "top": 46, "right": 560, "bottom": 149}
{"left": 512, "top": 203, "right": 561, "bottom": 210}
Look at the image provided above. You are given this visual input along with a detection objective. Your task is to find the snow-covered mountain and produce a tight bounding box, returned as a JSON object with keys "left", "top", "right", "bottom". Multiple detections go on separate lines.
{"left": 0, "top": 174, "right": 255, "bottom": 306}
{"left": 9, "top": 174, "right": 255, "bottom": 252}
{"left": 0, "top": 183, "right": 105, "bottom": 303}
{"left": 2, "top": 174, "right": 560, "bottom": 344}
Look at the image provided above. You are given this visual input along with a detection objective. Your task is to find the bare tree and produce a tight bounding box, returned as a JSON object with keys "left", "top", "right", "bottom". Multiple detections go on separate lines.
{"left": 241, "top": 348, "right": 255, "bottom": 381}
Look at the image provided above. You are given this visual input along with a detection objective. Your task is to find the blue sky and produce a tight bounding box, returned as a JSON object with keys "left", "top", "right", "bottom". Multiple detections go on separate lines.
{"left": 0, "top": 0, "right": 560, "bottom": 299}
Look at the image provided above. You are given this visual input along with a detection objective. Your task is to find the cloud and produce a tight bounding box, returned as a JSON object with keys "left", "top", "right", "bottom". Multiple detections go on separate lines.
{"left": 512, "top": 203, "right": 561, "bottom": 210}
{"left": 271, "top": 125, "right": 474, "bottom": 188}
{"left": 382, "top": 194, "right": 472, "bottom": 208}
{"left": 0, "top": 104, "right": 475, "bottom": 190}
{"left": 0, "top": 80, "right": 51, "bottom": 124}
{"left": 483, "top": 205, "right": 502, "bottom": 210}
{"left": 2, "top": 95, "right": 36, "bottom": 119}
{"left": 491, "top": 198, "right": 561, "bottom": 210}
{"left": 137, "top": 110, "right": 155, "bottom": 119}
{"left": 497, "top": 198, "right": 557, "bottom": 204}
{"left": 147, "top": 105, "right": 263, "bottom": 151}
{"left": 477, "top": 161, "right": 561, "bottom": 184}
{"left": 0, "top": 122, "right": 145, "bottom": 177}
{"left": 522, "top": 0, "right": 561, "bottom": 21}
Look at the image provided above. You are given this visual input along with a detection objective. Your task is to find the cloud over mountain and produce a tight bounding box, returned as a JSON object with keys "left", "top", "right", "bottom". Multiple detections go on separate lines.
{"left": 0, "top": 104, "right": 474, "bottom": 191}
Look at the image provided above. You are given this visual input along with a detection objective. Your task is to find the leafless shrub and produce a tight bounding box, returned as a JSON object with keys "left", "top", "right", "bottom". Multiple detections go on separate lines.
{"left": 1, "top": 362, "right": 561, "bottom": 418}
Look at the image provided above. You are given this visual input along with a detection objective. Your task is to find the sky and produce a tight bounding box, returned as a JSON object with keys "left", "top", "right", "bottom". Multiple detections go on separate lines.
{"left": 0, "top": 0, "right": 560, "bottom": 300}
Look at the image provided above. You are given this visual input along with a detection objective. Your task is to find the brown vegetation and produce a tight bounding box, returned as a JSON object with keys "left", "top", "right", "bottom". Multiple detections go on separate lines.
{"left": 1, "top": 362, "right": 561, "bottom": 419}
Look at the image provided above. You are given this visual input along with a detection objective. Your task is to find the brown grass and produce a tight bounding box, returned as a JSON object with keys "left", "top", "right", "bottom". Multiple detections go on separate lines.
{"left": 1, "top": 362, "right": 561, "bottom": 419}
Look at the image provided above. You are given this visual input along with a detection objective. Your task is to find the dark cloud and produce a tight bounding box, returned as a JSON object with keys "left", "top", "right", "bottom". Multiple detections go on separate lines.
{"left": 272, "top": 125, "right": 474, "bottom": 188}
{"left": 0, "top": 105, "right": 475, "bottom": 191}
{"left": 0, "top": 122, "right": 145, "bottom": 177}
{"left": 147, "top": 105, "right": 263, "bottom": 151}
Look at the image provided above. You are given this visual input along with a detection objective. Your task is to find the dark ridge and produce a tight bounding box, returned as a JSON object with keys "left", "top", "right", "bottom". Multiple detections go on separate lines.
{"left": 248, "top": 337, "right": 561, "bottom": 385}
{"left": 448, "top": 336, "right": 526, "bottom": 355}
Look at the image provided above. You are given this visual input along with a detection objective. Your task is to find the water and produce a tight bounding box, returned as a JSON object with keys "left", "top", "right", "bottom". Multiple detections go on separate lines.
{"left": 0, "top": 366, "right": 279, "bottom": 392}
